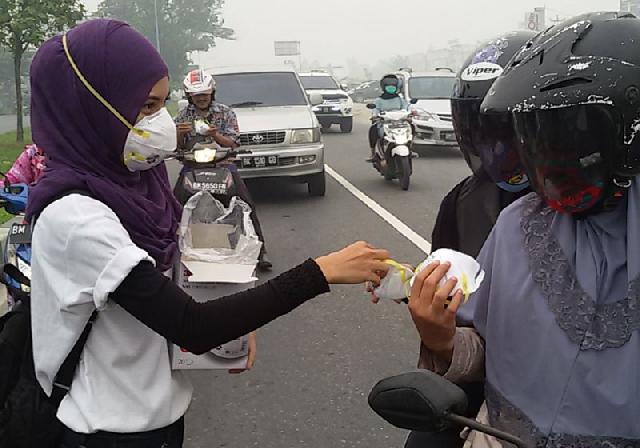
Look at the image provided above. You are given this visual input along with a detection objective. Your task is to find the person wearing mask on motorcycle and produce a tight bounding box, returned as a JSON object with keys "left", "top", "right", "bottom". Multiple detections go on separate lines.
{"left": 410, "top": 12, "right": 640, "bottom": 446}
{"left": 403, "top": 30, "right": 535, "bottom": 448}
{"left": 26, "top": 19, "right": 390, "bottom": 447}
{"left": 174, "top": 69, "right": 272, "bottom": 271}
{"left": 366, "top": 74, "right": 409, "bottom": 162}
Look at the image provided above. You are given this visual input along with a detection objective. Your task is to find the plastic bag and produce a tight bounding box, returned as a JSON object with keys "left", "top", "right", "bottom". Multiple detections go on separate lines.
{"left": 179, "top": 192, "right": 262, "bottom": 265}
{"left": 411, "top": 249, "right": 484, "bottom": 303}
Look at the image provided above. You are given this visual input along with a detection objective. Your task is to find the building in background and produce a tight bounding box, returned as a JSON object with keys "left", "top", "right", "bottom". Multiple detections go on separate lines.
{"left": 523, "top": 7, "right": 547, "bottom": 32}
{"left": 621, "top": 0, "right": 640, "bottom": 15}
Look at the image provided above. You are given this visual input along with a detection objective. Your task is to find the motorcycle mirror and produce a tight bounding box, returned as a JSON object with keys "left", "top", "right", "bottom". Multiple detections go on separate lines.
{"left": 410, "top": 98, "right": 419, "bottom": 104}
{"left": 368, "top": 370, "right": 467, "bottom": 433}
{"left": 309, "top": 93, "right": 324, "bottom": 106}
{"left": 369, "top": 371, "right": 529, "bottom": 448}
{"left": 366, "top": 103, "right": 376, "bottom": 110}
{"left": 193, "top": 147, "right": 217, "bottom": 163}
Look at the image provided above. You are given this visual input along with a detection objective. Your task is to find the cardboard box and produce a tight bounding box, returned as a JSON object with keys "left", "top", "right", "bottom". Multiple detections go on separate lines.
{"left": 171, "top": 257, "right": 257, "bottom": 370}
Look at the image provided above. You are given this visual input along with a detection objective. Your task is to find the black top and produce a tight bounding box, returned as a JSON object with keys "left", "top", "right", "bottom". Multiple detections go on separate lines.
{"left": 110, "top": 259, "right": 330, "bottom": 355}
{"left": 431, "top": 173, "right": 530, "bottom": 257}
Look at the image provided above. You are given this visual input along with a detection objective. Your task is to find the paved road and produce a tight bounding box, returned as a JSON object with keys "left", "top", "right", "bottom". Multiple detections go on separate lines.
{"left": 167, "top": 105, "right": 470, "bottom": 448}
{"left": 0, "top": 115, "right": 29, "bottom": 134}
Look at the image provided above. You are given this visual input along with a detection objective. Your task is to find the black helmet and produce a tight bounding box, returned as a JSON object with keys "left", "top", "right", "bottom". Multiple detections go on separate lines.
{"left": 452, "top": 30, "right": 536, "bottom": 191}
{"left": 482, "top": 12, "right": 640, "bottom": 215}
{"left": 380, "top": 74, "right": 401, "bottom": 96}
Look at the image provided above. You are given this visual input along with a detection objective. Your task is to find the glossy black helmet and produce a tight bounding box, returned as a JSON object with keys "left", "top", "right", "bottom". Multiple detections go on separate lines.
{"left": 452, "top": 30, "right": 536, "bottom": 191}
{"left": 482, "top": 12, "right": 640, "bottom": 214}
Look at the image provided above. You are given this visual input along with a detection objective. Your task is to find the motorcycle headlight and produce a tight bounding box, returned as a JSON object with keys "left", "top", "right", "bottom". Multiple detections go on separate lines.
{"left": 291, "top": 128, "right": 321, "bottom": 144}
{"left": 193, "top": 147, "right": 217, "bottom": 163}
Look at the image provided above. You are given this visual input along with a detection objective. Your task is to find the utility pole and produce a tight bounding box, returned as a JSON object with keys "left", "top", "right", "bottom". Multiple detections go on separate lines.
{"left": 154, "top": 0, "right": 161, "bottom": 53}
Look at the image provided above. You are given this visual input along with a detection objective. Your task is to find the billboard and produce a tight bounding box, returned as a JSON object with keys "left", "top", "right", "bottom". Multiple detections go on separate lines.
{"left": 274, "top": 41, "right": 301, "bottom": 57}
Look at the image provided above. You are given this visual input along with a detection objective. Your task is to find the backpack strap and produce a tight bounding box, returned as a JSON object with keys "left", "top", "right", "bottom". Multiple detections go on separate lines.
{"left": 50, "top": 310, "right": 98, "bottom": 406}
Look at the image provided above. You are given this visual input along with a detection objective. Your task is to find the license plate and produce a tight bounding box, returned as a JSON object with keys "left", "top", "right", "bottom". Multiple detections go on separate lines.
{"left": 242, "top": 156, "right": 279, "bottom": 168}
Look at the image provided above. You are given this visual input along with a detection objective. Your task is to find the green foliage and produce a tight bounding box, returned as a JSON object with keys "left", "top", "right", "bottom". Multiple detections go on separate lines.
{"left": 0, "top": 0, "right": 85, "bottom": 140}
{"left": 96, "top": 0, "right": 234, "bottom": 88}
{"left": 0, "top": 0, "right": 85, "bottom": 52}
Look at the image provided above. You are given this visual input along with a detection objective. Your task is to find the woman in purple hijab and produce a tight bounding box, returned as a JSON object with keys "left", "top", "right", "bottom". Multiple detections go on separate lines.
{"left": 409, "top": 12, "right": 640, "bottom": 447}
{"left": 26, "top": 19, "right": 390, "bottom": 446}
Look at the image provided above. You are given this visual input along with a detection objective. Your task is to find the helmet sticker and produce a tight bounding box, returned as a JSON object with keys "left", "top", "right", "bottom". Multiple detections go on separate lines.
{"left": 470, "top": 38, "right": 508, "bottom": 65}
{"left": 461, "top": 62, "right": 504, "bottom": 82}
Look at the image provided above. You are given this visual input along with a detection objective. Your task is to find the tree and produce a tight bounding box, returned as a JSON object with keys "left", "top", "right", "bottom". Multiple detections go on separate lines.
{"left": 0, "top": 0, "right": 85, "bottom": 141}
{"left": 97, "top": 0, "right": 234, "bottom": 89}
{"left": 0, "top": 48, "right": 33, "bottom": 115}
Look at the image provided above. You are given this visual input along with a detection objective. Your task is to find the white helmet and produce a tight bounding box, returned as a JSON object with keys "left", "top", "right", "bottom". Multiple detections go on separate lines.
{"left": 183, "top": 69, "right": 215, "bottom": 95}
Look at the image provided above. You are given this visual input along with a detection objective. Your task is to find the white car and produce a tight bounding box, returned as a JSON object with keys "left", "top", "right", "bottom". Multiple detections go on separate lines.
{"left": 299, "top": 71, "right": 354, "bottom": 133}
{"left": 211, "top": 69, "right": 327, "bottom": 196}
{"left": 394, "top": 70, "right": 458, "bottom": 148}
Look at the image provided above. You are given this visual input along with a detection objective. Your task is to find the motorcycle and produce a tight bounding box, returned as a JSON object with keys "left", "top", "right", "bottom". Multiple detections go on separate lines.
{"left": 0, "top": 182, "right": 30, "bottom": 310}
{"left": 368, "top": 370, "right": 527, "bottom": 448}
{"left": 366, "top": 104, "right": 415, "bottom": 191}
{"left": 173, "top": 142, "right": 252, "bottom": 207}
{"left": 172, "top": 144, "right": 258, "bottom": 361}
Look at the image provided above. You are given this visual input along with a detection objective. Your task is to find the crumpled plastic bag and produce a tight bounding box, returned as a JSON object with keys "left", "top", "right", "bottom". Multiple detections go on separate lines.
{"left": 374, "top": 260, "right": 414, "bottom": 300}
{"left": 411, "top": 248, "right": 484, "bottom": 302}
{"left": 179, "top": 191, "right": 262, "bottom": 265}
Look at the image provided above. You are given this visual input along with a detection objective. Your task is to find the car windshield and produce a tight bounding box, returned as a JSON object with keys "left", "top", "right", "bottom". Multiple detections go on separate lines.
{"left": 408, "top": 76, "right": 456, "bottom": 99}
{"left": 300, "top": 76, "right": 339, "bottom": 90}
{"left": 214, "top": 72, "right": 308, "bottom": 107}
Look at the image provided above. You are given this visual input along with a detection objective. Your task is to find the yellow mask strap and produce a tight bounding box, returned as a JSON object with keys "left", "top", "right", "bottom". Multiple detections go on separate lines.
{"left": 384, "top": 259, "right": 413, "bottom": 297}
{"left": 62, "top": 33, "right": 149, "bottom": 138}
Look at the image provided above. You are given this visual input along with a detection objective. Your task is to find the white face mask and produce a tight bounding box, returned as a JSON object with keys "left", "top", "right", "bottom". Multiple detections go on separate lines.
{"left": 123, "top": 107, "right": 177, "bottom": 172}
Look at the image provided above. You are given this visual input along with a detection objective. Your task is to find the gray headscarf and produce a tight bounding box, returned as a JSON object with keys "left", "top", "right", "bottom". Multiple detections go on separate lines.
{"left": 457, "top": 178, "right": 640, "bottom": 444}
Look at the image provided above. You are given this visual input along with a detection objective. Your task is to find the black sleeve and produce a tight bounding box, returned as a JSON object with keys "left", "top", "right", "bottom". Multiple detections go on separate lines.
{"left": 110, "top": 260, "right": 330, "bottom": 355}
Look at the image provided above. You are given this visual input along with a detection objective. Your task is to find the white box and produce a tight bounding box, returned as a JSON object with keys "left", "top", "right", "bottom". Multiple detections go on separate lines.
{"left": 171, "top": 258, "right": 257, "bottom": 370}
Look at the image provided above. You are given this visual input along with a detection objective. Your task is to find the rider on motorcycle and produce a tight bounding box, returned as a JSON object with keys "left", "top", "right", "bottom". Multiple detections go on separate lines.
{"left": 410, "top": 12, "right": 640, "bottom": 446}
{"left": 174, "top": 69, "right": 272, "bottom": 271}
{"left": 404, "top": 30, "right": 535, "bottom": 448}
{"left": 367, "top": 74, "right": 409, "bottom": 162}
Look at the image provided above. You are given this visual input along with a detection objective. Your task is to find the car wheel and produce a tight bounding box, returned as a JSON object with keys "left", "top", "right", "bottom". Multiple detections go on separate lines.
{"left": 308, "top": 172, "right": 326, "bottom": 197}
{"left": 340, "top": 118, "right": 353, "bottom": 133}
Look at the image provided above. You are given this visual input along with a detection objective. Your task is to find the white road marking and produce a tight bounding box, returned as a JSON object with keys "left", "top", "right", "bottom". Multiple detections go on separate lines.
{"left": 325, "top": 164, "right": 432, "bottom": 254}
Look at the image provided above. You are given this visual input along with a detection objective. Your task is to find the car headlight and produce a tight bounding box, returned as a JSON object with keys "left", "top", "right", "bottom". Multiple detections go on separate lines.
{"left": 413, "top": 108, "right": 439, "bottom": 121}
{"left": 291, "top": 128, "right": 321, "bottom": 144}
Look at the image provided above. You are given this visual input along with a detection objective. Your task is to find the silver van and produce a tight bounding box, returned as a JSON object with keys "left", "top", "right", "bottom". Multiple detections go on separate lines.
{"left": 211, "top": 69, "right": 326, "bottom": 196}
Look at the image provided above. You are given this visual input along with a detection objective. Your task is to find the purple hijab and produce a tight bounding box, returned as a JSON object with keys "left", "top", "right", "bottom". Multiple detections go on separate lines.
{"left": 27, "top": 19, "right": 182, "bottom": 271}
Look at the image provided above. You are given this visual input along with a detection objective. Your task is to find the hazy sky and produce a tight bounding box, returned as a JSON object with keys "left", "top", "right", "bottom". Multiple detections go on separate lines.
{"left": 83, "top": 0, "right": 620, "bottom": 69}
